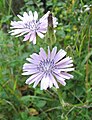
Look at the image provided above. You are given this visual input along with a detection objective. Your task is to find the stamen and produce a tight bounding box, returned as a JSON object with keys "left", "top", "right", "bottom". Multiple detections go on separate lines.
{"left": 24, "top": 20, "right": 40, "bottom": 31}
{"left": 37, "top": 59, "right": 55, "bottom": 74}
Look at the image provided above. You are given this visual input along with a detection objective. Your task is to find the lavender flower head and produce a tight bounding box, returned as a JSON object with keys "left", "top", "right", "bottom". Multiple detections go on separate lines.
{"left": 22, "top": 47, "right": 74, "bottom": 90}
{"left": 9, "top": 11, "right": 58, "bottom": 44}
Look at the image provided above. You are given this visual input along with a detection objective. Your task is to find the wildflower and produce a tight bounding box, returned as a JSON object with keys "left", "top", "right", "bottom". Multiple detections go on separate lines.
{"left": 9, "top": 11, "right": 58, "bottom": 44}
{"left": 22, "top": 47, "right": 74, "bottom": 90}
{"left": 83, "top": 4, "right": 92, "bottom": 12}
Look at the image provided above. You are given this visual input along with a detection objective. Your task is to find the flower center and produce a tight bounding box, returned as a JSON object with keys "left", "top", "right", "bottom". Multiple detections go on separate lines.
{"left": 24, "top": 20, "right": 38, "bottom": 31}
{"left": 37, "top": 59, "right": 55, "bottom": 74}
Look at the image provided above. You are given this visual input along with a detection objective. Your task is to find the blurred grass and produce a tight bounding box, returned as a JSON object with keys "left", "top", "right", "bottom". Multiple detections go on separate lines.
{"left": 0, "top": 0, "right": 92, "bottom": 120}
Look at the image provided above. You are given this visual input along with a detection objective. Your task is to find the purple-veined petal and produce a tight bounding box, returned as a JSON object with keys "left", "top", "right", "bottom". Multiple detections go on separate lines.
{"left": 39, "top": 48, "right": 47, "bottom": 60}
{"left": 56, "top": 64, "right": 73, "bottom": 69}
{"left": 23, "top": 63, "right": 37, "bottom": 69}
{"left": 41, "top": 74, "right": 53, "bottom": 90}
{"left": 53, "top": 69, "right": 71, "bottom": 79}
{"left": 56, "top": 57, "right": 72, "bottom": 65}
{"left": 38, "top": 28, "right": 47, "bottom": 33}
{"left": 57, "top": 79, "right": 66, "bottom": 86}
{"left": 23, "top": 12, "right": 30, "bottom": 22}
{"left": 61, "top": 72, "right": 74, "bottom": 79}
{"left": 39, "top": 11, "right": 50, "bottom": 22}
{"left": 54, "top": 49, "right": 66, "bottom": 63}
{"left": 37, "top": 31, "right": 44, "bottom": 38}
{"left": 53, "top": 72, "right": 66, "bottom": 86}
{"left": 17, "top": 15, "right": 24, "bottom": 20}
{"left": 10, "top": 21, "right": 24, "bottom": 29}
{"left": 10, "top": 29, "right": 30, "bottom": 35}
{"left": 22, "top": 68, "right": 39, "bottom": 75}
{"left": 39, "top": 21, "right": 48, "bottom": 28}
{"left": 33, "top": 73, "right": 44, "bottom": 88}
{"left": 23, "top": 33, "right": 31, "bottom": 41}
{"left": 51, "top": 46, "right": 57, "bottom": 60}
{"left": 29, "top": 11, "right": 33, "bottom": 21}
{"left": 29, "top": 33, "right": 36, "bottom": 44}
{"left": 47, "top": 46, "right": 51, "bottom": 59}
{"left": 23, "top": 67, "right": 37, "bottom": 72}
{"left": 26, "top": 58, "right": 39, "bottom": 65}
{"left": 32, "top": 35, "right": 36, "bottom": 44}
{"left": 59, "top": 68, "right": 75, "bottom": 72}
{"left": 16, "top": 31, "right": 29, "bottom": 37}
{"left": 25, "top": 72, "right": 43, "bottom": 85}
{"left": 30, "top": 53, "right": 41, "bottom": 62}
{"left": 53, "top": 17, "right": 58, "bottom": 27}
{"left": 49, "top": 73, "right": 59, "bottom": 88}
{"left": 34, "top": 11, "right": 38, "bottom": 21}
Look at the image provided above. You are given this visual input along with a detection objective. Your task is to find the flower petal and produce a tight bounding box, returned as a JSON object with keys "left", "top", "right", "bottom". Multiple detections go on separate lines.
{"left": 37, "top": 31, "right": 44, "bottom": 38}
{"left": 39, "top": 48, "right": 47, "bottom": 60}
{"left": 49, "top": 73, "right": 59, "bottom": 88}
{"left": 41, "top": 74, "right": 53, "bottom": 90}
{"left": 25, "top": 72, "right": 43, "bottom": 85}
{"left": 56, "top": 57, "right": 72, "bottom": 66}
{"left": 23, "top": 63, "right": 37, "bottom": 69}
{"left": 51, "top": 46, "right": 57, "bottom": 60}
{"left": 23, "top": 34, "right": 31, "bottom": 41}
{"left": 37, "top": 28, "right": 47, "bottom": 33}
{"left": 26, "top": 58, "right": 39, "bottom": 65}
{"left": 22, "top": 68, "right": 38, "bottom": 75}
{"left": 33, "top": 73, "right": 44, "bottom": 88}
{"left": 59, "top": 68, "right": 75, "bottom": 72}
{"left": 23, "top": 12, "right": 30, "bottom": 22}
{"left": 34, "top": 11, "right": 38, "bottom": 21}
{"left": 56, "top": 64, "right": 73, "bottom": 69}
{"left": 54, "top": 49, "right": 66, "bottom": 63}
{"left": 30, "top": 53, "right": 41, "bottom": 61}
{"left": 29, "top": 11, "right": 33, "bottom": 21}
{"left": 39, "top": 11, "right": 50, "bottom": 22}
{"left": 10, "top": 29, "right": 30, "bottom": 36}
{"left": 53, "top": 72, "right": 66, "bottom": 86}
{"left": 61, "top": 72, "right": 74, "bottom": 79}
{"left": 29, "top": 33, "right": 36, "bottom": 44}
{"left": 17, "top": 15, "right": 24, "bottom": 20}
{"left": 47, "top": 46, "right": 51, "bottom": 59}
{"left": 16, "top": 31, "right": 29, "bottom": 37}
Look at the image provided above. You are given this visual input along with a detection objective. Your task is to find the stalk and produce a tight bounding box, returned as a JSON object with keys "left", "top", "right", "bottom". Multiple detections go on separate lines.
{"left": 8, "top": 0, "right": 12, "bottom": 15}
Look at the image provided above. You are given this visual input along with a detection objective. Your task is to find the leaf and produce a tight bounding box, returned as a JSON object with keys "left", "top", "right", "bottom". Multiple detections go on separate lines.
{"left": 28, "top": 116, "right": 41, "bottom": 120}
{"left": 36, "top": 100, "right": 46, "bottom": 108}
{"left": 20, "top": 95, "right": 31, "bottom": 106}
{"left": 1, "top": 15, "right": 12, "bottom": 23}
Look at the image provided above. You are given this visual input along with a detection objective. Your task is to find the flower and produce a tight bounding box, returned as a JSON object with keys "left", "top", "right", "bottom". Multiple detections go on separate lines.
{"left": 9, "top": 11, "right": 58, "bottom": 44}
{"left": 83, "top": 4, "right": 92, "bottom": 12}
{"left": 22, "top": 47, "right": 74, "bottom": 90}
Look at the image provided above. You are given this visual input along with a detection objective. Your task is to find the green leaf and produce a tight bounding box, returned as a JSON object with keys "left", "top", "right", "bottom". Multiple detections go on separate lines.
{"left": 28, "top": 116, "right": 41, "bottom": 120}
{"left": 36, "top": 100, "right": 46, "bottom": 108}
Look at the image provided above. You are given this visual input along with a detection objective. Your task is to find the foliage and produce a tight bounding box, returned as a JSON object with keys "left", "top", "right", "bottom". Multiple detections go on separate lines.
{"left": 0, "top": 0, "right": 92, "bottom": 120}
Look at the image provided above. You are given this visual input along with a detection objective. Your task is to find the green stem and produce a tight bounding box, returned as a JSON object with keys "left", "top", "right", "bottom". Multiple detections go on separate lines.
{"left": 8, "top": 0, "right": 12, "bottom": 15}
{"left": 56, "top": 89, "right": 67, "bottom": 120}
{"left": 85, "top": 26, "right": 91, "bottom": 103}
{"left": 57, "top": 89, "right": 65, "bottom": 108}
